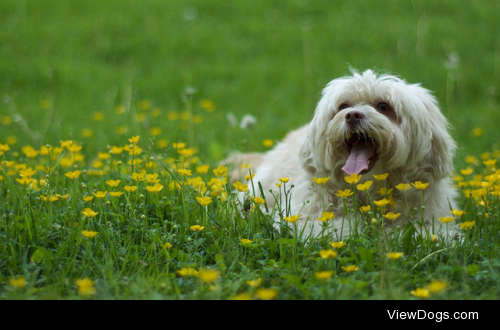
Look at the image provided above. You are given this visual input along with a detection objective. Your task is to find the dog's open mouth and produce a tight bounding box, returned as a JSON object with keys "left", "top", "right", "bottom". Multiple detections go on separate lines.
{"left": 342, "top": 133, "right": 379, "bottom": 175}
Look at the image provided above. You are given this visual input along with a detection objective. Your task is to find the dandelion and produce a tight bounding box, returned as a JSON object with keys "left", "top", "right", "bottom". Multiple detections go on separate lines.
{"left": 395, "top": 183, "right": 412, "bottom": 191}
{"left": 246, "top": 278, "right": 262, "bottom": 287}
{"left": 319, "top": 249, "right": 338, "bottom": 259}
{"left": 8, "top": 277, "right": 26, "bottom": 289}
{"left": 106, "top": 179, "right": 121, "bottom": 187}
{"left": 284, "top": 215, "right": 301, "bottom": 223}
{"left": 81, "top": 208, "right": 99, "bottom": 218}
{"left": 190, "top": 225, "right": 205, "bottom": 232}
{"left": 426, "top": 280, "right": 448, "bottom": 294}
{"left": 250, "top": 196, "right": 266, "bottom": 204}
{"left": 313, "top": 177, "right": 330, "bottom": 185}
{"left": 76, "top": 278, "right": 96, "bottom": 296}
{"left": 198, "top": 269, "right": 220, "bottom": 284}
{"left": 93, "top": 191, "right": 107, "bottom": 199}
{"left": 314, "top": 271, "right": 335, "bottom": 280}
{"left": 233, "top": 181, "right": 249, "bottom": 192}
{"left": 177, "top": 268, "right": 199, "bottom": 277}
{"left": 336, "top": 189, "right": 354, "bottom": 198}
{"left": 385, "top": 252, "right": 404, "bottom": 260}
{"left": 383, "top": 212, "right": 401, "bottom": 221}
{"left": 240, "top": 239, "right": 253, "bottom": 244}
{"left": 196, "top": 196, "right": 212, "bottom": 206}
{"left": 411, "top": 288, "right": 430, "bottom": 299}
{"left": 146, "top": 183, "right": 164, "bottom": 193}
{"left": 459, "top": 221, "right": 476, "bottom": 231}
{"left": 438, "top": 217, "right": 454, "bottom": 224}
{"left": 329, "top": 241, "right": 346, "bottom": 249}
{"left": 65, "top": 170, "right": 82, "bottom": 180}
{"left": 341, "top": 265, "right": 359, "bottom": 273}
{"left": 373, "top": 173, "right": 389, "bottom": 181}
{"left": 317, "top": 212, "right": 335, "bottom": 222}
{"left": 411, "top": 181, "right": 429, "bottom": 190}
{"left": 356, "top": 181, "right": 373, "bottom": 191}
{"left": 359, "top": 205, "right": 371, "bottom": 213}
{"left": 124, "top": 186, "right": 138, "bottom": 193}
{"left": 278, "top": 177, "right": 291, "bottom": 183}
{"left": 344, "top": 173, "right": 362, "bottom": 184}
{"left": 255, "top": 288, "right": 278, "bottom": 300}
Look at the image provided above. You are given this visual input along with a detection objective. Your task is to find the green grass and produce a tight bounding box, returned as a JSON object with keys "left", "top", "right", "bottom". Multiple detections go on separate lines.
{"left": 0, "top": 0, "right": 499, "bottom": 300}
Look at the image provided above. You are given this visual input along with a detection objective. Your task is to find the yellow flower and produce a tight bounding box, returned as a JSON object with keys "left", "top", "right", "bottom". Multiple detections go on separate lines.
{"left": 196, "top": 165, "right": 210, "bottom": 174}
{"left": 460, "top": 168, "right": 473, "bottom": 176}
{"left": 317, "top": 212, "right": 335, "bottom": 222}
{"left": 164, "top": 242, "right": 173, "bottom": 249}
{"left": 76, "top": 278, "right": 96, "bottom": 296}
{"left": 335, "top": 189, "right": 354, "bottom": 198}
{"left": 278, "top": 177, "right": 291, "bottom": 183}
{"left": 255, "top": 288, "right": 278, "bottom": 300}
{"left": 378, "top": 187, "right": 393, "bottom": 196}
{"left": 213, "top": 165, "right": 228, "bottom": 177}
{"left": 82, "top": 230, "right": 99, "bottom": 238}
{"left": 106, "top": 179, "right": 121, "bottom": 187}
{"left": 438, "top": 217, "right": 454, "bottom": 224}
{"left": 65, "top": 170, "right": 82, "bottom": 180}
{"left": 383, "top": 212, "right": 401, "bottom": 221}
{"left": 344, "top": 173, "right": 362, "bottom": 184}
{"left": 262, "top": 139, "right": 274, "bottom": 147}
{"left": 426, "top": 280, "right": 448, "bottom": 294}
{"left": 200, "top": 99, "right": 216, "bottom": 112}
{"left": 373, "top": 198, "right": 391, "bottom": 207}
{"left": 177, "top": 268, "right": 199, "bottom": 277}
{"left": 190, "top": 225, "right": 205, "bottom": 232}
{"left": 373, "top": 173, "right": 389, "bottom": 181}
{"left": 329, "top": 241, "right": 346, "bottom": 249}
{"left": 231, "top": 293, "right": 253, "bottom": 300}
{"left": 233, "top": 181, "right": 249, "bottom": 192}
{"left": 395, "top": 183, "right": 412, "bottom": 191}
{"left": 19, "top": 168, "right": 37, "bottom": 178}
{"left": 314, "top": 271, "right": 335, "bottom": 280}
{"left": 411, "top": 288, "right": 430, "bottom": 299}
{"left": 128, "top": 136, "right": 140, "bottom": 144}
{"left": 359, "top": 205, "right": 371, "bottom": 213}
{"left": 83, "top": 196, "right": 94, "bottom": 202}
{"left": 8, "top": 277, "right": 26, "bottom": 289}
{"left": 68, "top": 145, "right": 82, "bottom": 153}
{"left": 93, "top": 191, "right": 107, "bottom": 198}
{"left": 109, "top": 191, "right": 124, "bottom": 198}
{"left": 472, "top": 127, "right": 484, "bottom": 137}
{"left": 16, "top": 177, "right": 34, "bottom": 185}
{"left": 246, "top": 278, "right": 262, "bottom": 287}
{"left": 250, "top": 196, "right": 266, "bottom": 204}
{"left": 356, "top": 181, "right": 373, "bottom": 191}
{"left": 178, "top": 169, "right": 192, "bottom": 176}
{"left": 41, "top": 195, "right": 59, "bottom": 203}
{"left": 483, "top": 159, "right": 497, "bottom": 167}
{"left": 240, "top": 238, "right": 253, "bottom": 244}
{"left": 284, "top": 215, "right": 301, "bottom": 223}
{"left": 81, "top": 208, "right": 99, "bottom": 218}
{"left": 124, "top": 186, "right": 138, "bottom": 192}
{"left": 196, "top": 196, "right": 212, "bottom": 206}
{"left": 146, "top": 183, "right": 164, "bottom": 193}
{"left": 198, "top": 269, "right": 220, "bottom": 284}
{"left": 459, "top": 221, "right": 476, "bottom": 231}
{"left": 385, "top": 252, "right": 404, "bottom": 260}
{"left": 60, "top": 140, "right": 73, "bottom": 149}
{"left": 319, "top": 249, "right": 338, "bottom": 259}
{"left": 341, "top": 265, "right": 359, "bottom": 273}
{"left": 411, "top": 181, "right": 429, "bottom": 190}
{"left": 313, "top": 177, "right": 330, "bottom": 185}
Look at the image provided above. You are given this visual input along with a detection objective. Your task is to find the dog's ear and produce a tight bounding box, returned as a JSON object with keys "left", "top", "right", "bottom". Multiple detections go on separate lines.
{"left": 405, "top": 85, "right": 456, "bottom": 180}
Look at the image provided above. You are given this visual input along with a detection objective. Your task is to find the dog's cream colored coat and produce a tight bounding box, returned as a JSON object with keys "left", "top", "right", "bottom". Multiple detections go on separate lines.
{"left": 232, "top": 70, "right": 457, "bottom": 239}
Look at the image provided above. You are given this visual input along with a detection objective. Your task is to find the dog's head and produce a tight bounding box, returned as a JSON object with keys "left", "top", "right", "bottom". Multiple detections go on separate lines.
{"left": 300, "top": 69, "right": 455, "bottom": 182}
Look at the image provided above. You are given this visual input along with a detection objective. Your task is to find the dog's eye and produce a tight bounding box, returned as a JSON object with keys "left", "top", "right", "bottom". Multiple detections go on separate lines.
{"left": 338, "top": 104, "right": 350, "bottom": 111}
{"left": 377, "top": 102, "right": 391, "bottom": 111}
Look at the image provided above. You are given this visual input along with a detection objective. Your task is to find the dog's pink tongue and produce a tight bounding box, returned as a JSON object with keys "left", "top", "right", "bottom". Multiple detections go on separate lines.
{"left": 342, "top": 141, "right": 376, "bottom": 175}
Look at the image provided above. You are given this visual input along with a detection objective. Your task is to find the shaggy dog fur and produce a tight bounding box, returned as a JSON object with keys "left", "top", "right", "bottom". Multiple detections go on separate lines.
{"left": 229, "top": 70, "right": 457, "bottom": 239}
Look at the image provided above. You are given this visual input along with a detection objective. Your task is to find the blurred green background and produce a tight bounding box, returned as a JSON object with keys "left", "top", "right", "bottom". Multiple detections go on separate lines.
{"left": 1, "top": 0, "right": 499, "bottom": 165}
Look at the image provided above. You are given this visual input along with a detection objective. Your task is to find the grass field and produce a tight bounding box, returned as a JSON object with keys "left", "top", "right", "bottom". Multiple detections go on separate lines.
{"left": 1, "top": 0, "right": 500, "bottom": 300}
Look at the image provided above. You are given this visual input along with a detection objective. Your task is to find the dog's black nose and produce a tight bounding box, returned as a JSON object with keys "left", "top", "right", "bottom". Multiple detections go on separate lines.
{"left": 345, "top": 110, "right": 365, "bottom": 126}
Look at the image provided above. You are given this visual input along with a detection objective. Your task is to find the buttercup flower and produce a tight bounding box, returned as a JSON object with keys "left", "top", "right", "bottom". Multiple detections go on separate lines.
{"left": 93, "top": 191, "right": 107, "bottom": 198}
{"left": 329, "top": 241, "right": 346, "bottom": 249}
{"left": 124, "top": 186, "right": 138, "bottom": 192}
{"left": 313, "top": 177, "right": 330, "bottom": 185}
{"left": 240, "top": 239, "right": 253, "bottom": 244}
{"left": 411, "top": 288, "right": 429, "bottom": 299}
{"left": 198, "top": 269, "right": 220, "bottom": 283}
{"left": 450, "top": 209, "right": 466, "bottom": 217}
{"left": 411, "top": 181, "right": 429, "bottom": 190}
{"left": 8, "top": 277, "right": 26, "bottom": 289}
{"left": 190, "top": 225, "right": 205, "bottom": 232}
{"left": 459, "top": 221, "right": 476, "bottom": 230}
{"left": 65, "top": 170, "right": 82, "bottom": 180}
{"left": 284, "top": 215, "right": 301, "bottom": 223}
{"left": 278, "top": 177, "right": 291, "bottom": 183}
{"left": 386, "top": 252, "right": 404, "bottom": 260}
{"left": 146, "top": 184, "right": 164, "bottom": 193}
{"left": 246, "top": 278, "right": 262, "bottom": 287}
{"left": 426, "top": 280, "right": 448, "bottom": 294}
{"left": 213, "top": 165, "right": 228, "bottom": 177}
{"left": 177, "top": 268, "right": 199, "bottom": 277}
{"left": 319, "top": 249, "right": 338, "bottom": 259}
{"left": 82, "top": 230, "right": 99, "bottom": 238}
{"left": 460, "top": 168, "right": 473, "bottom": 176}
{"left": 110, "top": 191, "right": 124, "bottom": 197}
{"left": 178, "top": 169, "right": 192, "bottom": 176}
{"left": 344, "top": 173, "right": 362, "bottom": 184}
{"left": 196, "top": 196, "right": 212, "bottom": 206}
{"left": 395, "top": 183, "right": 412, "bottom": 191}
{"left": 341, "top": 265, "right": 359, "bottom": 273}
{"left": 317, "top": 212, "right": 335, "bottom": 222}
{"left": 438, "top": 217, "right": 454, "bottom": 224}
{"left": 336, "top": 189, "right": 354, "bottom": 198}
{"left": 314, "top": 271, "right": 335, "bottom": 280}
{"left": 81, "top": 208, "right": 99, "bottom": 218}
{"left": 76, "top": 278, "right": 96, "bottom": 296}
{"left": 250, "top": 196, "right": 266, "bottom": 204}
{"left": 255, "top": 288, "right": 278, "bottom": 300}
{"left": 373, "top": 173, "right": 389, "bottom": 181}
{"left": 106, "top": 179, "right": 121, "bottom": 187}
{"left": 383, "top": 212, "right": 401, "bottom": 221}
{"left": 374, "top": 199, "right": 391, "bottom": 207}
{"left": 356, "top": 181, "right": 373, "bottom": 191}
{"left": 359, "top": 205, "right": 371, "bottom": 213}
{"left": 233, "top": 181, "right": 249, "bottom": 192}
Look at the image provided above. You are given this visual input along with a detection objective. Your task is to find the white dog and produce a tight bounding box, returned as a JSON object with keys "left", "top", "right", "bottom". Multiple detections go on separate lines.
{"left": 231, "top": 69, "right": 457, "bottom": 239}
